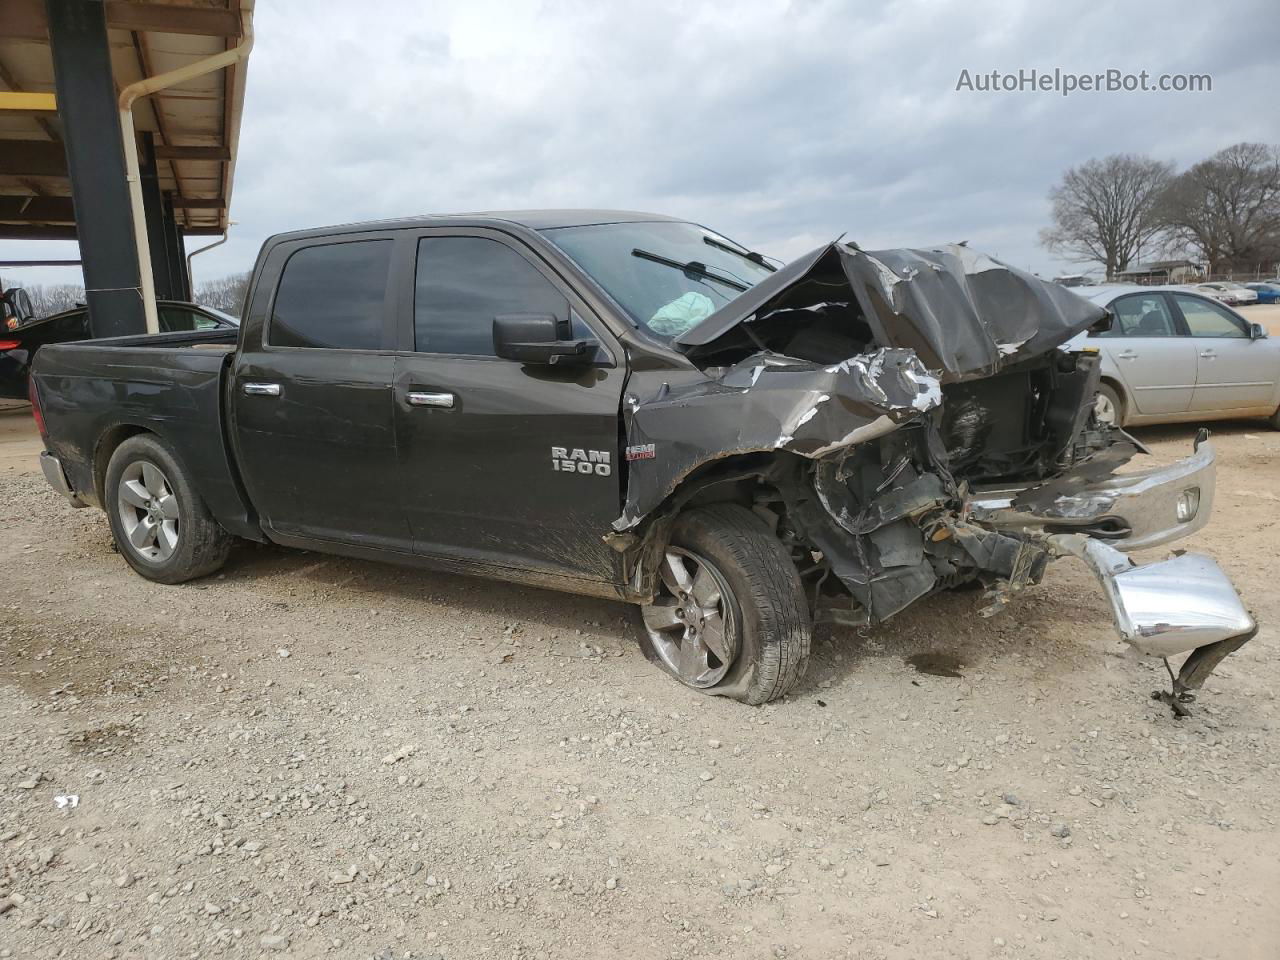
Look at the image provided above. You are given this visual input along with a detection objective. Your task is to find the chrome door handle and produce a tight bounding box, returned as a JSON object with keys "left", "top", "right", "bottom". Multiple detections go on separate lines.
{"left": 407, "top": 391, "right": 455, "bottom": 408}
{"left": 242, "top": 382, "right": 281, "bottom": 396}
{"left": 1199, "top": 350, "right": 1216, "bottom": 359}
{"left": 1117, "top": 350, "right": 1139, "bottom": 360}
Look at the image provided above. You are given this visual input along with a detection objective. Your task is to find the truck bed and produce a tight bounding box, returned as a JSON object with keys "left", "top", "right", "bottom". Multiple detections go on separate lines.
{"left": 31, "top": 329, "right": 259, "bottom": 539}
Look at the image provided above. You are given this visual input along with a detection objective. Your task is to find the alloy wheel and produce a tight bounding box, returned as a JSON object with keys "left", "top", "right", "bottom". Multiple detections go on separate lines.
{"left": 116, "top": 461, "right": 180, "bottom": 563}
{"left": 641, "top": 547, "right": 739, "bottom": 688}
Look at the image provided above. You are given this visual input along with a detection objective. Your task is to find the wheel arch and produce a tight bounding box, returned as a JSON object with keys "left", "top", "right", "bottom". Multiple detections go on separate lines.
{"left": 1098, "top": 376, "right": 1128, "bottom": 425}
{"left": 93, "top": 423, "right": 156, "bottom": 505}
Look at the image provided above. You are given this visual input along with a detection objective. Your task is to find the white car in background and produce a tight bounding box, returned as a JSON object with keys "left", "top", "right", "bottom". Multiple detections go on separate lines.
{"left": 1068, "top": 285, "right": 1280, "bottom": 428}
{"left": 1195, "top": 282, "right": 1259, "bottom": 306}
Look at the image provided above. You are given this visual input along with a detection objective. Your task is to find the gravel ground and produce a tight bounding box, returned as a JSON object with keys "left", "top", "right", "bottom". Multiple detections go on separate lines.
{"left": 1, "top": 420, "right": 1277, "bottom": 960}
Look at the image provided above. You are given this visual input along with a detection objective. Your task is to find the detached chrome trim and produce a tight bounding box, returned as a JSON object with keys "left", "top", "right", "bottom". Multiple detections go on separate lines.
{"left": 970, "top": 437, "right": 1216, "bottom": 551}
{"left": 1049, "top": 534, "right": 1255, "bottom": 659}
{"left": 40, "top": 451, "right": 87, "bottom": 508}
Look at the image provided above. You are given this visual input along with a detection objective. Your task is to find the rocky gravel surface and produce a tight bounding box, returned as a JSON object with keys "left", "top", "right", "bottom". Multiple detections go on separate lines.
{"left": 1, "top": 421, "right": 1277, "bottom": 959}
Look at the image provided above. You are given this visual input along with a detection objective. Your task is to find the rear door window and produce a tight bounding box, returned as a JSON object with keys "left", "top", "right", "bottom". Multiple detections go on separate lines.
{"left": 1101, "top": 294, "right": 1178, "bottom": 337}
{"left": 269, "top": 240, "right": 393, "bottom": 349}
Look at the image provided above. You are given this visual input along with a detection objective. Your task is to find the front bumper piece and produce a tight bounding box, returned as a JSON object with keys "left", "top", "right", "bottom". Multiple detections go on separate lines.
{"left": 972, "top": 436, "right": 1255, "bottom": 705}
{"left": 1049, "top": 533, "right": 1256, "bottom": 709}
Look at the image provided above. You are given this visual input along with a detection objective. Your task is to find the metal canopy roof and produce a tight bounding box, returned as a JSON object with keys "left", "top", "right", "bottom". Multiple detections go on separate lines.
{"left": 0, "top": 0, "right": 251, "bottom": 239}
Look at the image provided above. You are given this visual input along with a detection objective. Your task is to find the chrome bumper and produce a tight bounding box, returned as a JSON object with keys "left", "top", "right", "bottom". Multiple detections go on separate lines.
{"left": 40, "top": 451, "right": 86, "bottom": 507}
{"left": 970, "top": 435, "right": 1216, "bottom": 551}
{"left": 1048, "top": 534, "right": 1254, "bottom": 660}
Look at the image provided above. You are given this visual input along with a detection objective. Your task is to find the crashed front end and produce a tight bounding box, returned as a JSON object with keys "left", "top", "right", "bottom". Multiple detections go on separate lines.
{"left": 611, "top": 240, "right": 1255, "bottom": 706}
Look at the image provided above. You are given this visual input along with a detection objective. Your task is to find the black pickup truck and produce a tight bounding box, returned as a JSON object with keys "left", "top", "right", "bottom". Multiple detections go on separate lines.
{"left": 30, "top": 210, "right": 1256, "bottom": 707}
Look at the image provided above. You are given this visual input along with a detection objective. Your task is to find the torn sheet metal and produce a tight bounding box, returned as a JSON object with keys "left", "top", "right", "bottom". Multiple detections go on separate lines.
{"left": 614, "top": 347, "right": 942, "bottom": 530}
{"left": 675, "top": 241, "right": 1107, "bottom": 382}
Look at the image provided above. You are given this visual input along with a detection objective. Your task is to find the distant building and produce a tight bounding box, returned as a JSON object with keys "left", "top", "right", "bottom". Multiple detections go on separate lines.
{"left": 1114, "top": 260, "right": 1204, "bottom": 284}
{"left": 1052, "top": 274, "right": 1095, "bottom": 288}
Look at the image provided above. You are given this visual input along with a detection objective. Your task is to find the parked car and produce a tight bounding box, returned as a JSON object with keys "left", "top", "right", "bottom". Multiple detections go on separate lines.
{"left": 1245, "top": 282, "right": 1280, "bottom": 304}
{"left": 0, "top": 301, "right": 236, "bottom": 400}
{"left": 1195, "top": 282, "right": 1258, "bottom": 306}
{"left": 29, "top": 212, "right": 1255, "bottom": 707}
{"left": 1070, "top": 285, "right": 1280, "bottom": 428}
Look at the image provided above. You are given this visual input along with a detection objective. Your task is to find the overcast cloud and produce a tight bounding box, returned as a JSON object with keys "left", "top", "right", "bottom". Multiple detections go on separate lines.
{"left": 5, "top": 0, "right": 1278, "bottom": 288}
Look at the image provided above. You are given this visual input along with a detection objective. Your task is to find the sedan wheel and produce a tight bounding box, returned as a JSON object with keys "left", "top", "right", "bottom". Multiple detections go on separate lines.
{"left": 116, "top": 460, "right": 180, "bottom": 563}
{"left": 641, "top": 547, "right": 739, "bottom": 688}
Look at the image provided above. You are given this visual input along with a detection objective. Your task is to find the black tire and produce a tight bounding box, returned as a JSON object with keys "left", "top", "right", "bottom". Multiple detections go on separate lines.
{"left": 1097, "top": 382, "right": 1124, "bottom": 428}
{"left": 104, "top": 434, "right": 232, "bottom": 584}
{"left": 640, "top": 503, "right": 811, "bottom": 704}
{"left": 1268, "top": 406, "right": 1280, "bottom": 430}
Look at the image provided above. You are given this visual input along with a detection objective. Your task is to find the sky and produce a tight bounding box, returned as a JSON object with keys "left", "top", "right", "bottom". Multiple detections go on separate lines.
{"left": 4, "top": 0, "right": 1278, "bottom": 290}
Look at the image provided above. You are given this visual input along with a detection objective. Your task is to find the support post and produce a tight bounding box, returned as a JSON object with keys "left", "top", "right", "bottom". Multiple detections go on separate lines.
{"left": 44, "top": 0, "right": 145, "bottom": 337}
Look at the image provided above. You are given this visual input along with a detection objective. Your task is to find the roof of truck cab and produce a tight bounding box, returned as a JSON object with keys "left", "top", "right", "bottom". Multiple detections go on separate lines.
{"left": 266, "top": 209, "right": 681, "bottom": 244}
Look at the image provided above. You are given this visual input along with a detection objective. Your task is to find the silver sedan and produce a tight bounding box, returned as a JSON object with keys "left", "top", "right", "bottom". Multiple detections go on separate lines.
{"left": 1067, "top": 285, "right": 1280, "bottom": 428}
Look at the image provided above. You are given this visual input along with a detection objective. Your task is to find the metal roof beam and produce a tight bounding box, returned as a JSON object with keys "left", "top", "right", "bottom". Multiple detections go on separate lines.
{"left": 0, "top": 194, "right": 75, "bottom": 221}
{"left": 0, "top": 139, "right": 68, "bottom": 176}
{"left": 0, "top": 1, "right": 242, "bottom": 41}
{"left": 153, "top": 145, "right": 231, "bottom": 161}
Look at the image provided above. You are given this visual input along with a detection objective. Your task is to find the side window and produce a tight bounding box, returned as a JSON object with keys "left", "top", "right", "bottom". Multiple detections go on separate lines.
{"left": 1099, "top": 294, "right": 1177, "bottom": 338}
{"left": 269, "top": 239, "right": 392, "bottom": 349}
{"left": 1173, "top": 294, "right": 1247, "bottom": 338}
{"left": 414, "top": 236, "right": 568, "bottom": 356}
{"left": 158, "top": 306, "right": 219, "bottom": 333}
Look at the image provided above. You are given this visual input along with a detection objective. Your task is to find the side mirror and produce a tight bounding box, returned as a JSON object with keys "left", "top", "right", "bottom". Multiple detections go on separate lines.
{"left": 493, "top": 313, "right": 597, "bottom": 366}
{"left": 1, "top": 287, "right": 34, "bottom": 326}
{"left": 1247, "top": 322, "right": 1267, "bottom": 340}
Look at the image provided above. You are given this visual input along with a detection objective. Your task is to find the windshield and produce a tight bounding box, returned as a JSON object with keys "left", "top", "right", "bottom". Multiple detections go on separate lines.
{"left": 541, "top": 220, "right": 775, "bottom": 339}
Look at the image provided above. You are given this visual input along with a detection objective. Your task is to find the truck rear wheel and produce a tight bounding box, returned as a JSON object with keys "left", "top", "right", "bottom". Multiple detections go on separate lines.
{"left": 639, "top": 504, "right": 811, "bottom": 704}
{"left": 104, "top": 434, "right": 232, "bottom": 584}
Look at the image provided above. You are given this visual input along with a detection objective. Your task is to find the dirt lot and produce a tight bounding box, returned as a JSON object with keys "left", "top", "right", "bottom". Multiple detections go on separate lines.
{"left": 1, "top": 405, "right": 1278, "bottom": 959}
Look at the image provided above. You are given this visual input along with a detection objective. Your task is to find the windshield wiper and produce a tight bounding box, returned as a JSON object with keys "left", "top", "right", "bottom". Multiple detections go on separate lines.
{"left": 702, "top": 235, "right": 777, "bottom": 273}
{"left": 630, "top": 248, "right": 750, "bottom": 292}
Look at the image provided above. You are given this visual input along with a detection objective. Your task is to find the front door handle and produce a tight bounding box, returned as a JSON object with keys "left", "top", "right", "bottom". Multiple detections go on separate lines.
{"left": 1117, "top": 350, "right": 1139, "bottom": 360}
{"left": 1199, "top": 349, "right": 1216, "bottom": 359}
{"left": 407, "top": 391, "right": 455, "bottom": 409}
{"left": 242, "top": 382, "right": 281, "bottom": 396}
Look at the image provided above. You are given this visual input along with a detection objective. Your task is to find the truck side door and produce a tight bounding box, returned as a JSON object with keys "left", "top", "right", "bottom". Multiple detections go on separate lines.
{"left": 1092, "top": 292, "right": 1196, "bottom": 415}
{"left": 392, "top": 229, "right": 625, "bottom": 581}
{"left": 231, "top": 233, "right": 410, "bottom": 550}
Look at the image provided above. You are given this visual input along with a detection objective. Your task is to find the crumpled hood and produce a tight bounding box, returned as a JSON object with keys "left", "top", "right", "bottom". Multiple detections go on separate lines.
{"left": 675, "top": 241, "right": 1107, "bottom": 382}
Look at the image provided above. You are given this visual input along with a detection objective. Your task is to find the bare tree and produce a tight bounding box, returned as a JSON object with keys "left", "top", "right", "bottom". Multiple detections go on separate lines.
{"left": 194, "top": 272, "right": 250, "bottom": 317}
{"left": 1040, "top": 154, "right": 1175, "bottom": 279}
{"left": 23, "top": 284, "right": 85, "bottom": 318}
{"left": 1157, "top": 142, "right": 1280, "bottom": 275}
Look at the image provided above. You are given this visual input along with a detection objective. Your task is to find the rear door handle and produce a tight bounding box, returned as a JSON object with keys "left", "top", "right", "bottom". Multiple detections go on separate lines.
{"left": 242, "top": 382, "right": 281, "bottom": 396}
{"left": 407, "top": 391, "right": 455, "bottom": 409}
{"left": 1199, "top": 349, "right": 1216, "bottom": 359}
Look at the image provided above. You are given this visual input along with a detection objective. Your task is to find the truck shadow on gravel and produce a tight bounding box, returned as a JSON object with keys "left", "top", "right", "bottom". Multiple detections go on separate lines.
{"left": 208, "top": 537, "right": 1100, "bottom": 704}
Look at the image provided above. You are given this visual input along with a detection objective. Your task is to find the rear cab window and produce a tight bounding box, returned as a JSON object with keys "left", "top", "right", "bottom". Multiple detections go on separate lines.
{"left": 268, "top": 239, "right": 393, "bottom": 349}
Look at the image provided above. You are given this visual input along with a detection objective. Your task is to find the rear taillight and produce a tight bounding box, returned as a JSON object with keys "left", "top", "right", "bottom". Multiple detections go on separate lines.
{"left": 0, "top": 339, "right": 20, "bottom": 351}
{"left": 28, "top": 376, "right": 48, "bottom": 441}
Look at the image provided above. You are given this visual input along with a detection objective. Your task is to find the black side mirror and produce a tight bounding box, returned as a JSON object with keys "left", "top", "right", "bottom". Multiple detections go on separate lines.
{"left": 492, "top": 313, "right": 597, "bottom": 366}
{"left": 1247, "top": 322, "right": 1268, "bottom": 340}
{"left": 1, "top": 287, "right": 34, "bottom": 326}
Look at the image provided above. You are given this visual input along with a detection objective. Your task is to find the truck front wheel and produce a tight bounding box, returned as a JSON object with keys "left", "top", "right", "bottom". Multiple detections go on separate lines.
{"left": 104, "top": 434, "right": 232, "bottom": 584}
{"left": 639, "top": 504, "right": 812, "bottom": 704}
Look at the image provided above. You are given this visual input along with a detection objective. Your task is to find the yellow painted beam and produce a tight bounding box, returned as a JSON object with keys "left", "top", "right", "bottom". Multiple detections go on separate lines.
{"left": 0, "top": 92, "right": 57, "bottom": 113}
